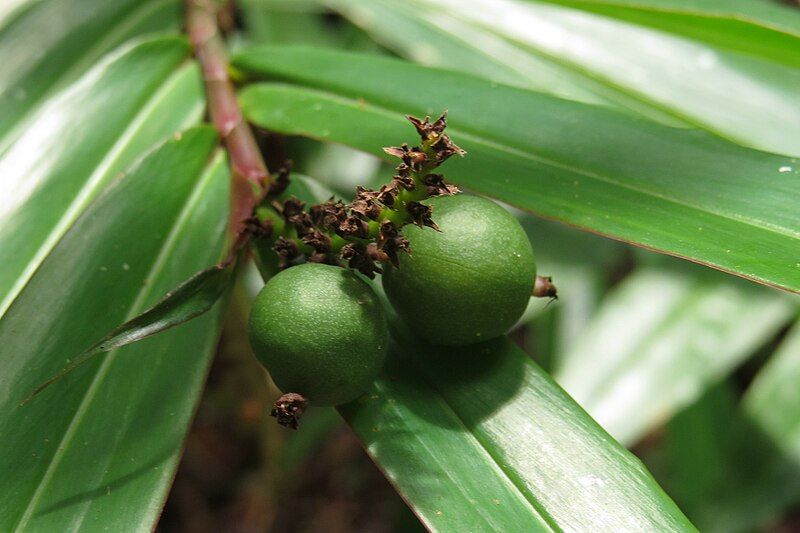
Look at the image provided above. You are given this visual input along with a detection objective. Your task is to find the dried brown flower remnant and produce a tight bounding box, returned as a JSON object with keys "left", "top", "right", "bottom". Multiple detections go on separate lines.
{"left": 271, "top": 393, "right": 309, "bottom": 429}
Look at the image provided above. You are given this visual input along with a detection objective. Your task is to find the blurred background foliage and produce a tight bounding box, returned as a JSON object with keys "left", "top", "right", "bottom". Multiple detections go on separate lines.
{"left": 156, "top": 2, "right": 800, "bottom": 530}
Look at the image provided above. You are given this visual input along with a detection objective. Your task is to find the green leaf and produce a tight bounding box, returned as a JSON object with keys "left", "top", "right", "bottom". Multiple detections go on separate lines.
{"left": 0, "top": 36, "right": 203, "bottom": 317}
{"left": 323, "top": 0, "right": 800, "bottom": 154}
{"left": 0, "top": 0, "right": 181, "bottom": 139}
{"left": 0, "top": 127, "right": 229, "bottom": 531}
{"left": 531, "top": 0, "right": 800, "bottom": 68}
{"left": 25, "top": 261, "right": 236, "bottom": 404}
{"left": 405, "top": 0, "right": 800, "bottom": 155}
{"left": 339, "top": 328, "right": 696, "bottom": 531}
{"left": 233, "top": 46, "right": 800, "bottom": 294}
{"left": 321, "top": 0, "right": 650, "bottom": 116}
{"left": 556, "top": 265, "right": 796, "bottom": 445}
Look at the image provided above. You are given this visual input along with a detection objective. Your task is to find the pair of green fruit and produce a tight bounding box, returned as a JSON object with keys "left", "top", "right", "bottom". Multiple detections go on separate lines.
{"left": 249, "top": 195, "right": 536, "bottom": 407}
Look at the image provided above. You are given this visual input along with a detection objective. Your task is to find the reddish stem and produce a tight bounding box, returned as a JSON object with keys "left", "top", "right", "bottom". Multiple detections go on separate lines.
{"left": 186, "top": 0, "right": 270, "bottom": 244}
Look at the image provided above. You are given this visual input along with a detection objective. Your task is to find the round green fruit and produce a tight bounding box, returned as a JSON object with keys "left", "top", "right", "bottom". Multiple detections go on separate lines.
{"left": 383, "top": 194, "right": 536, "bottom": 346}
{"left": 249, "top": 263, "right": 388, "bottom": 406}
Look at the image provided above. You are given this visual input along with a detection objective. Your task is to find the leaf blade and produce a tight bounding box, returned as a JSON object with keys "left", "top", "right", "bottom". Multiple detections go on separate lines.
{"left": 0, "top": 36, "right": 204, "bottom": 317}
{"left": 232, "top": 47, "right": 800, "bottom": 293}
{"left": 0, "top": 127, "right": 229, "bottom": 531}
{"left": 340, "top": 330, "right": 696, "bottom": 531}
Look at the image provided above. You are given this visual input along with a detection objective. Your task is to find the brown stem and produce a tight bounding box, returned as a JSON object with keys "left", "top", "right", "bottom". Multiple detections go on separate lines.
{"left": 186, "top": 0, "right": 270, "bottom": 246}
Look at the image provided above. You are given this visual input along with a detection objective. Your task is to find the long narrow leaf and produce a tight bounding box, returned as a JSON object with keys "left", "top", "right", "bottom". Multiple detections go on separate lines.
{"left": 24, "top": 261, "right": 235, "bottom": 404}
{"left": 556, "top": 265, "right": 796, "bottom": 445}
{"left": 339, "top": 325, "right": 696, "bottom": 531}
{"left": 233, "top": 45, "right": 800, "bottom": 293}
{"left": 0, "top": 128, "right": 229, "bottom": 531}
{"left": 0, "top": 36, "right": 204, "bottom": 318}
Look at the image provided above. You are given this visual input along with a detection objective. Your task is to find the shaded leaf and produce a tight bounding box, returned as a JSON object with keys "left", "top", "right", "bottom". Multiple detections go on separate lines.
{"left": 233, "top": 45, "right": 800, "bottom": 293}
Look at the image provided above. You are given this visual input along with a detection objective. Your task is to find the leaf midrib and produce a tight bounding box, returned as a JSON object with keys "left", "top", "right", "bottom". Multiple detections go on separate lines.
{"left": 11, "top": 149, "right": 222, "bottom": 532}
{"left": 0, "top": 60, "right": 202, "bottom": 319}
{"left": 401, "top": 348, "right": 562, "bottom": 532}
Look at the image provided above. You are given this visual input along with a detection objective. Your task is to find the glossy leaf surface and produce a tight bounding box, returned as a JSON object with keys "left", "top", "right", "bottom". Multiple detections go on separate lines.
{"left": 323, "top": 0, "right": 800, "bottom": 154}
{"left": 407, "top": 0, "right": 800, "bottom": 155}
{"left": 234, "top": 46, "right": 800, "bottom": 294}
{"left": 0, "top": 36, "right": 203, "bottom": 317}
{"left": 556, "top": 266, "right": 796, "bottom": 445}
{"left": 339, "top": 327, "right": 695, "bottom": 531}
{"left": 532, "top": 0, "right": 800, "bottom": 68}
{"left": 0, "top": 128, "right": 229, "bottom": 531}
{"left": 0, "top": 0, "right": 181, "bottom": 139}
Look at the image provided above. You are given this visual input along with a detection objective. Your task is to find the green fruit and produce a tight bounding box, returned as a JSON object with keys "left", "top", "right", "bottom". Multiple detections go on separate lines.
{"left": 383, "top": 195, "right": 536, "bottom": 346}
{"left": 249, "top": 263, "right": 388, "bottom": 406}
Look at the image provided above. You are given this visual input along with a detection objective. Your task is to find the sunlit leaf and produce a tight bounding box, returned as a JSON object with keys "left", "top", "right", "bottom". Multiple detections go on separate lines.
{"left": 233, "top": 45, "right": 800, "bottom": 294}
{"left": 339, "top": 325, "right": 696, "bottom": 531}
{"left": 0, "top": 36, "right": 203, "bottom": 318}
{"left": 556, "top": 265, "right": 796, "bottom": 445}
{"left": 0, "top": 128, "right": 229, "bottom": 531}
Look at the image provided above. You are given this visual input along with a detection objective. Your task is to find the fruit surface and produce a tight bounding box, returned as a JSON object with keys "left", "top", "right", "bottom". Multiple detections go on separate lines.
{"left": 249, "top": 263, "right": 388, "bottom": 405}
{"left": 383, "top": 195, "right": 536, "bottom": 346}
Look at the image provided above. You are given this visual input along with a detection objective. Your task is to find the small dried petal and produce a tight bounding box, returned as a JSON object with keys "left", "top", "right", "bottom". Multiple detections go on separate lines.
{"left": 289, "top": 212, "right": 315, "bottom": 237}
{"left": 301, "top": 228, "right": 332, "bottom": 253}
{"left": 267, "top": 160, "right": 293, "bottom": 198}
{"left": 378, "top": 220, "right": 411, "bottom": 267}
{"left": 338, "top": 216, "right": 370, "bottom": 239}
{"left": 394, "top": 174, "right": 416, "bottom": 191}
{"left": 273, "top": 237, "right": 300, "bottom": 268}
{"left": 349, "top": 198, "right": 382, "bottom": 220}
{"left": 533, "top": 276, "right": 558, "bottom": 299}
{"left": 376, "top": 183, "right": 399, "bottom": 206}
{"left": 271, "top": 393, "right": 308, "bottom": 429}
{"left": 281, "top": 197, "right": 306, "bottom": 220}
{"left": 243, "top": 215, "right": 273, "bottom": 238}
{"left": 340, "top": 243, "right": 382, "bottom": 278}
{"left": 406, "top": 201, "right": 439, "bottom": 231}
{"left": 423, "top": 173, "right": 461, "bottom": 197}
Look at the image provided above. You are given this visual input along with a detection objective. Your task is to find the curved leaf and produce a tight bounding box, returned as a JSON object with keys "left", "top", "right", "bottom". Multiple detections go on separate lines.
{"left": 339, "top": 327, "right": 695, "bottom": 531}
{"left": 532, "top": 0, "right": 800, "bottom": 68}
{"left": 412, "top": 0, "right": 800, "bottom": 155}
{"left": 0, "top": 128, "right": 229, "bottom": 531}
{"left": 556, "top": 265, "right": 796, "bottom": 445}
{"left": 233, "top": 46, "right": 800, "bottom": 294}
{"left": 25, "top": 261, "right": 236, "bottom": 404}
{"left": 0, "top": 36, "right": 204, "bottom": 317}
{"left": 320, "top": 0, "right": 800, "bottom": 155}
{"left": 0, "top": 0, "right": 181, "bottom": 141}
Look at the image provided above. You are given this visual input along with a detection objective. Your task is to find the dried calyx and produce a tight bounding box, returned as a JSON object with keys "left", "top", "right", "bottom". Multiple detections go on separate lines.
{"left": 249, "top": 113, "right": 464, "bottom": 277}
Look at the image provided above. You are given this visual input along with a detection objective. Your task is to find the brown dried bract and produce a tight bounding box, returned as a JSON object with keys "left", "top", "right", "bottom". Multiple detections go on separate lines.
{"left": 337, "top": 215, "right": 370, "bottom": 239}
{"left": 266, "top": 160, "right": 293, "bottom": 198}
{"left": 243, "top": 215, "right": 273, "bottom": 238}
{"left": 533, "top": 275, "right": 558, "bottom": 300}
{"left": 340, "top": 242, "right": 382, "bottom": 278}
{"left": 424, "top": 173, "right": 460, "bottom": 197}
{"left": 271, "top": 393, "right": 309, "bottom": 429}
{"left": 406, "top": 201, "right": 439, "bottom": 231}
{"left": 273, "top": 236, "right": 300, "bottom": 268}
{"left": 301, "top": 228, "right": 332, "bottom": 253}
{"left": 377, "top": 220, "right": 411, "bottom": 267}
